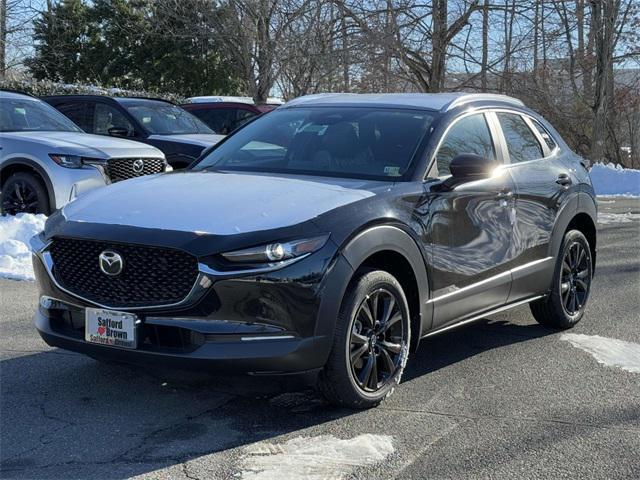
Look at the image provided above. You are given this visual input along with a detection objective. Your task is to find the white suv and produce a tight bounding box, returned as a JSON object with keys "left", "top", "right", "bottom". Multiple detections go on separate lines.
{"left": 0, "top": 90, "right": 168, "bottom": 215}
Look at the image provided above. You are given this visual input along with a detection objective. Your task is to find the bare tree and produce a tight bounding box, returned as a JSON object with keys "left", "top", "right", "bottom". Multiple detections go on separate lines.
{"left": 211, "top": 0, "right": 312, "bottom": 103}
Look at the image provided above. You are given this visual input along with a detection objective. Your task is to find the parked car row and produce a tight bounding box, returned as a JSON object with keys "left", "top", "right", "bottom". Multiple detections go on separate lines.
{"left": 0, "top": 91, "right": 278, "bottom": 215}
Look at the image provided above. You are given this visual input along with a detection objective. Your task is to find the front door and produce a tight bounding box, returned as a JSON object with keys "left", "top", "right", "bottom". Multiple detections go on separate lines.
{"left": 421, "top": 111, "right": 516, "bottom": 329}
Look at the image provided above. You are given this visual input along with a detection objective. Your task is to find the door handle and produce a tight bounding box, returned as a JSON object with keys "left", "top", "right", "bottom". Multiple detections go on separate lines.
{"left": 556, "top": 173, "right": 572, "bottom": 186}
{"left": 495, "top": 190, "right": 513, "bottom": 200}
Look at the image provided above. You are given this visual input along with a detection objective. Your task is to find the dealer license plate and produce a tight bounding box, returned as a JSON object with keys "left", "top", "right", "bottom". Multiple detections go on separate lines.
{"left": 85, "top": 308, "right": 137, "bottom": 349}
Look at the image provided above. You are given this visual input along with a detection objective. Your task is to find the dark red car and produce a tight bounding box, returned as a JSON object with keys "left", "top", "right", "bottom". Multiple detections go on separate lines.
{"left": 181, "top": 96, "right": 281, "bottom": 135}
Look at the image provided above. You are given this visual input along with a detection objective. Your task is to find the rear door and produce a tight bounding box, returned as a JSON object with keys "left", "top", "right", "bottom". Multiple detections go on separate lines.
{"left": 423, "top": 111, "right": 516, "bottom": 329}
{"left": 494, "top": 110, "right": 570, "bottom": 302}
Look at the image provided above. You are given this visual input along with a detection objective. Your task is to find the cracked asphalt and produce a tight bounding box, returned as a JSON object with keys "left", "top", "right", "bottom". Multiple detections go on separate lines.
{"left": 1, "top": 198, "right": 639, "bottom": 479}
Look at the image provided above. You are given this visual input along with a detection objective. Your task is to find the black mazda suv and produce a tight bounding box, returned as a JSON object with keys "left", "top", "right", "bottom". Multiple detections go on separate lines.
{"left": 31, "top": 93, "right": 597, "bottom": 408}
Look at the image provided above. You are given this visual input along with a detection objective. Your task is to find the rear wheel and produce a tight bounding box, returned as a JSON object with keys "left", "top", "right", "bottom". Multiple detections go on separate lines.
{"left": 319, "top": 269, "right": 410, "bottom": 409}
{"left": 530, "top": 230, "right": 593, "bottom": 329}
{"left": 1, "top": 172, "right": 50, "bottom": 215}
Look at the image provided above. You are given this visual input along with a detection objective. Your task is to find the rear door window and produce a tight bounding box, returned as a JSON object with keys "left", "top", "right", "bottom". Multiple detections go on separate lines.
{"left": 529, "top": 118, "right": 557, "bottom": 151}
{"left": 190, "top": 108, "right": 234, "bottom": 134}
{"left": 55, "top": 102, "right": 94, "bottom": 132}
{"left": 497, "top": 112, "right": 544, "bottom": 163}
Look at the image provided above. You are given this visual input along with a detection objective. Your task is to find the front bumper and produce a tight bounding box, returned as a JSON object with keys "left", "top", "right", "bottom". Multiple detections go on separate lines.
{"left": 35, "top": 308, "right": 324, "bottom": 374}
{"left": 31, "top": 236, "right": 354, "bottom": 374}
{"left": 49, "top": 165, "right": 108, "bottom": 209}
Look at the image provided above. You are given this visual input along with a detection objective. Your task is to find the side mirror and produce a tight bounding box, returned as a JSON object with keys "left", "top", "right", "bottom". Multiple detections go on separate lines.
{"left": 449, "top": 153, "right": 497, "bottom": 179}
{"left": 107, "top": 126, "right": 129, "bottom": 137}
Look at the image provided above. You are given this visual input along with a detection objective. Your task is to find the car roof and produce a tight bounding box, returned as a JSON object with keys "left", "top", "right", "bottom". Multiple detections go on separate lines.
{"left": 187, "top": 96, "right": 255, "bottom": 105}
{"left": 0, "top": 90, "right": 40, "bottom": 101}
{"left": 283, "top": 92, "right": 525, "bottom": 112}
{"left": 181, "top": 101, "right": 260, "bottom": 110}
{"left": 41, "top": 94, "right": 175, "bottom": 105}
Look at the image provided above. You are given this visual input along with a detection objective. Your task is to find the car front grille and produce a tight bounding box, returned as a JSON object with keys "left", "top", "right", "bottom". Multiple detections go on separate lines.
{"left": 49, "top": 238, "right": 199, "bottom": 308}
{"left": 104, "top": 157, "right": 165, "bottom": 182}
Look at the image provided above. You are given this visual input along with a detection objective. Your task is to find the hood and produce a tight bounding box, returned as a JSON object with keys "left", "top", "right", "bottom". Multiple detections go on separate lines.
{"left": 147, "top": 133, "right": 225, "bottom": 147}
{"left": 7, "top": 131, "right": 164, "bottom": 158}
{"left": 61, "top": 172, "right": 379, "bottom": 235}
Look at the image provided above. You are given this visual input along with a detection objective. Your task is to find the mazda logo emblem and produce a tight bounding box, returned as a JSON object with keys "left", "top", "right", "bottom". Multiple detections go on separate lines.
{"left": 132, "top": 159, "right": 145, "bottom": 173}
{"left": 99, "top": 250, "right": 123, "bottom": 276}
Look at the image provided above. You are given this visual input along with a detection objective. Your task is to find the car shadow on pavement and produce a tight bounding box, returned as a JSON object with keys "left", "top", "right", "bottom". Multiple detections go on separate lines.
{"left": 0, "top": 317, "right": 554, "bottom": 479}
{"left": 403, "top": 317, "right": 555, "bottom": 382}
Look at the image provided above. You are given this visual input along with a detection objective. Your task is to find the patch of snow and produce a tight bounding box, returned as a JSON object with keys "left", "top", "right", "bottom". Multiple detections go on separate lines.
{"left": 590, "top": 163, "right": 640, "bottom": 197}
{"left": 0, "top": 213, "right": 46, "bottom": 281}
{"left": 561, "top": 333, "right": 640, "bottom": 373}
{"left": 240, "top": 434, "right": 394, "bottom": 480}
{"left": 597, "top": 212, "right": 640, "bottom": 224}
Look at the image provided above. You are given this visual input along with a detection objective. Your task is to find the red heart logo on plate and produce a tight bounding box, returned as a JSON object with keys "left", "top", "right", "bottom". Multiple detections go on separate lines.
{"left": 97, "top": 326, "right": 106, "bottom": 335}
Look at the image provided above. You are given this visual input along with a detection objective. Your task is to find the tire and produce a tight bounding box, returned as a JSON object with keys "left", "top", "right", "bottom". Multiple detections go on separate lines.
{"left": 1, "top": 172, "right": 51, "bottom": 215}
{"left": 530, "top": 230, "right": 593, "bottom": 329}
{"left": 319, "top": 269, "right": 411, "bottom": 409}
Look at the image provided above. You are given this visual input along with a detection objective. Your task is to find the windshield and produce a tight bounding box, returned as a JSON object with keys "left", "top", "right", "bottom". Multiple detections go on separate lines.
{"left": 192, "top": 107, "right": 436, "bottom": 180}
{"left": 0, "top": 98, "right": 83, "bottom": 133}
{"left": 124, "top": 102, "right": 214, "bottom": 135}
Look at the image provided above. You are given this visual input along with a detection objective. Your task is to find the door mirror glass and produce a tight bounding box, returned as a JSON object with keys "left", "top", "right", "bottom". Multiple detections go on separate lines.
{"left": 450, "top": 153, "right": 497, "bottom": 179}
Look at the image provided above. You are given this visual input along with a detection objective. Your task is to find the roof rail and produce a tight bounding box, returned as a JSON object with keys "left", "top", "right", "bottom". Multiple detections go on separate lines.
{"left": 443, "top": 93, "right": 525, "bottom": 112}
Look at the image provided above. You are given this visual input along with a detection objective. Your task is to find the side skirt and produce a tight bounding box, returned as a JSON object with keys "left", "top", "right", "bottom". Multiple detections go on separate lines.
{"left": 420, "top": 294, "right": 545, "bottom": 339}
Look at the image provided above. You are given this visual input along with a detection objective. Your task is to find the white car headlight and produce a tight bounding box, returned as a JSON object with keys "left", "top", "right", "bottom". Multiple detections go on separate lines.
{"left": 49, "top": 154, "right": 83, "bottom": 169}
{"left": 221, "top": 235, "right": 329, "bottom": 264}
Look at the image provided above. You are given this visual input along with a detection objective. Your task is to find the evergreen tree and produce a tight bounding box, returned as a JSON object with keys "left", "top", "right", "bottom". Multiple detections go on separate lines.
{"left": 28, "top": 0, "right": 90, "bottom": 83}
{"left": 27, "top": 0, "right": 240, "bottom": 96}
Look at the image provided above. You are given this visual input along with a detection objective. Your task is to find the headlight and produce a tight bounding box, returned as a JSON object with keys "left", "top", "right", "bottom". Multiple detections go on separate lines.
{"left": 49, "top": 154, "right": 83, "bottom": 168}
{"left": 221, "top": 235, "right": 329, "bottom": 264}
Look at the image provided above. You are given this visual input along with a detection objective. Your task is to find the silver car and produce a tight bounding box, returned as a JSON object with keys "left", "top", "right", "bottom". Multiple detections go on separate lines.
{"left": 0, "top": 90, "right": 168, "bottom": 215}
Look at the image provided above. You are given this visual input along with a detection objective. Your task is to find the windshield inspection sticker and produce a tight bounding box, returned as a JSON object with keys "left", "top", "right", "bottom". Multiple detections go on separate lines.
{"left": 384, "top": 166, "right": 401, "bottom": 176}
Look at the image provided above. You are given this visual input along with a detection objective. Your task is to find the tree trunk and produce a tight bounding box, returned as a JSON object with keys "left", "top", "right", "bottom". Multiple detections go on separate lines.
{"left": 431, "top": 0, "right": 448, "bottom": 92}
{"left": 341, "top": 13, "right": 349, "bottom": 92}
{"left": 533, "top": 0, "right": 539, "bottom": 80}
{"left": 0, "top": 0, "right": 6, "bottom": 80}
{"left": 481, "top": 0, "right": 489, "bottom": 91}
{"left": 590, "top": 0, "right": 618, "bottom": 162}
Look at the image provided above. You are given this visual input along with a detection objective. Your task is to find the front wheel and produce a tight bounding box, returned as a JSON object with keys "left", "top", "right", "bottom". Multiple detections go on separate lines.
{"left": 1, "top": 172, "right": 50, "bottom": 215}
{"left": 319, "top": 269, "right": 411, "bottom": 409}
{"left": 530, "top": 230, "right": 593, "bottom": 329}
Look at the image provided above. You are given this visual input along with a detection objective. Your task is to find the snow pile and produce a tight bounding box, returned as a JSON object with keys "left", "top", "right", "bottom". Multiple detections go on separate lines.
{"left": 590, "top": 163, "right": 640, "bottom": 197}
{"left": 561, "top": 333, "right": 640, "bottom": 373}
{"left": 240, "top": 434, "right": 394, "bottom": 480}
{"left": 597, "top": 212, "right": 640, "bottom": 224}
{"left": 0, "top": 214, "right": 46, "bottom": 281}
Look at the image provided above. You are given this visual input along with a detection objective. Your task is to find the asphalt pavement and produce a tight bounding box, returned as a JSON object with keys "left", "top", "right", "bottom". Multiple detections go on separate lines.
{"left": 1, "top": 197, "right": 639, "bottom": 479}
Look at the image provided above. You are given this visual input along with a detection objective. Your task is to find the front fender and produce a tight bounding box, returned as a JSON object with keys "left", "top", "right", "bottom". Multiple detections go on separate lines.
{"left": 340, "top": 225, "right": 432, "bottom": 342}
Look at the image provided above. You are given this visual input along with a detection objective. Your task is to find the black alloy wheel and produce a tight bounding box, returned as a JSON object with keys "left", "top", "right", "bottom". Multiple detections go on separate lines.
{"left": 530, "top": 229, "right": 592, "bottom": 329}
{"left": 319, "top": 269, "right": 410, "bottom": 409}
{"left": 560, "top": 241, "right": 591, "bottom": 316}
{"left": 1, "top": 172, "right": 50, "bottom": 215}
{"left": 350, "top": 288, "right": 404, "bottom": 392}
